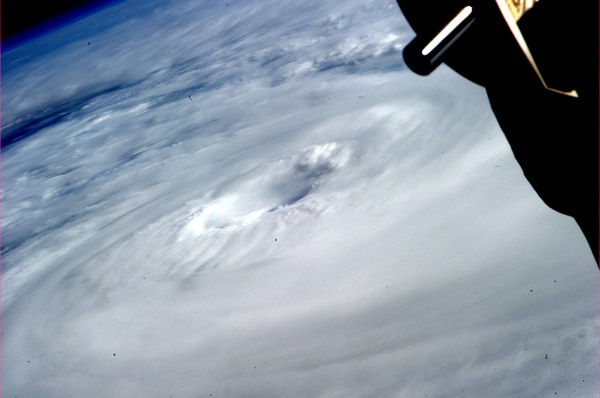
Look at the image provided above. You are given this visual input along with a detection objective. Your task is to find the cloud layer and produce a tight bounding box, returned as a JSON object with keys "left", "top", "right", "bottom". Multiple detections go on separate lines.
{"left": 2, "top": 0, "right": 597, "bottom": 397}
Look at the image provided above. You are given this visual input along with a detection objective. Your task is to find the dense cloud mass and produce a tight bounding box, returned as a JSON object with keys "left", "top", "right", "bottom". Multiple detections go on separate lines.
{"left": 2, "top": 0, "right": 597, "bottom": 397}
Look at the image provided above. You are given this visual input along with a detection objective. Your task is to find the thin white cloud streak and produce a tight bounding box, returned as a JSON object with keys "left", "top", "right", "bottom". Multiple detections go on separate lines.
{"left": 2, "top": 0, "right": 597, "bottom": 397}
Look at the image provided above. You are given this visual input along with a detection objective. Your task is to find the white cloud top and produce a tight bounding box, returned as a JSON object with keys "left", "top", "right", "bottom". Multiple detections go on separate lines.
{"left": 2, "top": 0, "right": 597, "bottom": 397}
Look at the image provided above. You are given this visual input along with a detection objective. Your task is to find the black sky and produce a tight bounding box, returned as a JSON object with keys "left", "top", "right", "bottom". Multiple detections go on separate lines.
{"left": 2, "top": 1, "right": 112, "bottom": 42}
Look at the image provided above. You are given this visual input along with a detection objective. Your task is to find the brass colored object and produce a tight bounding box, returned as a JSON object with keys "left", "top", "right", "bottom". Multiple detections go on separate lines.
{"left": 496, "top": 0, "right": 578, "bottom": 97}
{"left": 504, "top": 0, "right": 538, "bottom": 21}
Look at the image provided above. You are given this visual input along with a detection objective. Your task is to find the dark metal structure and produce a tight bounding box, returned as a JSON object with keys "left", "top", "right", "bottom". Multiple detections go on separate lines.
{"left": 396, "top": 0, "right": 599, "bottom": 264}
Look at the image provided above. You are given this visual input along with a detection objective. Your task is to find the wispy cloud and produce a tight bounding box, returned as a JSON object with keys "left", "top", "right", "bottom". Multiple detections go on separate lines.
{"left": 2, "top": 0, "right": 596, "bottom": 397}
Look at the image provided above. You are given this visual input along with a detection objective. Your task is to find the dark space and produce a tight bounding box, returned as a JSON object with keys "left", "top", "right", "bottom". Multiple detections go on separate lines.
{"left": 1, "top": 0, "right": 118, "bottom": 45}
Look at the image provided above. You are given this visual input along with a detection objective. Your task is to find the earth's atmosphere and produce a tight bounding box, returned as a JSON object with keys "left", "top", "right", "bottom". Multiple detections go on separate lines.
{"left": 2, "top": 0, "right": 598, "bottom": 397}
